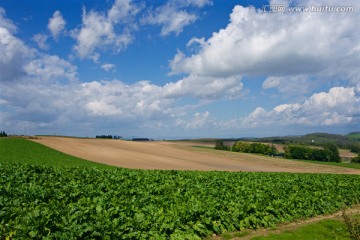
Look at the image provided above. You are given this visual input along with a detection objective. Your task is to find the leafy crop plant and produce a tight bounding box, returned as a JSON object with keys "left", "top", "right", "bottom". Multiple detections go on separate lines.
{"left": 1, "top": 162, "right": 360, "bottom": 239}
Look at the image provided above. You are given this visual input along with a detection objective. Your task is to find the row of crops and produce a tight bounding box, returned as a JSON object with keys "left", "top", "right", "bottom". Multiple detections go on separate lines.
{"left": 1, "top": 161, "right": 360, "bottom": 239}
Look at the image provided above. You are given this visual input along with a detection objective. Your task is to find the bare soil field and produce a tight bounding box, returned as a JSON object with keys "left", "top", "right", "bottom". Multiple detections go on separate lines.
{"left": 32, "top": 137, "right": 360, "bottom": 174}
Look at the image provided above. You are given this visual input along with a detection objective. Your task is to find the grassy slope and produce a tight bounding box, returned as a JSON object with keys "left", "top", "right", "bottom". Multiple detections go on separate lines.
{"left": 286, "top": 159, "right": 360, "bottom": 170}
{"left": 251, "top": 219, "right": 350, "bottom": 240}
{"left": 347, "top": 132, "right": 360, "bottom": 141}
{"left": 219, "top": 211, "right": 360, "bottom": 239}
{"left": 0, "top": 138, "right": 113, "bottom": 169}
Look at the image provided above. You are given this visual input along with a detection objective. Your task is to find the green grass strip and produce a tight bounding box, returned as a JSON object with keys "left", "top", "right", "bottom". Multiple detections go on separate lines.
{"left": 286, "top": 158, "right": 360, "bottom": 170}
{"left": 252, "top": 219, "right": 350, "bottom": 240}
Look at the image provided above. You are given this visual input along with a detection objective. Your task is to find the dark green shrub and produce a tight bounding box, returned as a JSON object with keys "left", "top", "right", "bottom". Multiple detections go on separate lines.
{"left": 352, "top": 154, "right": 360, "bottom": 163}
{"left": 350, "top": 143, "right": 360, "bottom": 153}
{"left": 323, "top": 143, "right": 341, "bottom": 162}
{"left": 0, "top": 131, "right": 7, "bottom": 137}
{"left": 214, "top": 140, "right": 230, "bottom": 151}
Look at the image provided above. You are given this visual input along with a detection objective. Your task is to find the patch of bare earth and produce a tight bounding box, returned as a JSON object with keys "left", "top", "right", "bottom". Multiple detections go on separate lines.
{"left": 32, "top": 137, "right": 360, "bottom": 174}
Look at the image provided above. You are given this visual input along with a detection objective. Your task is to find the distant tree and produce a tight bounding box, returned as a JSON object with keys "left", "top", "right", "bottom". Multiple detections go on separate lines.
{"left": 96, "top": 135, "right": 113, "bottom": 139}
{"left": 349, "top": 143, "right": 360, "bottom": 153}
{"left": 0, "top": 131, "right": 8, "bottom": 137}
{"left": 269, "top": 144, "right": 277, "bottom": 155}
{"left": 285, "top": 145, "right": 312, "bottom": 160}
{"left": 311, "top": 149, "right": 328, "bottom": 162}
{"left": 351, "top": 154, "right": 360, "bottom": 163}
{"left": 250, "top": 143, "right": 265, "bottom": 154}
{"left": 214, "top": 140, "right": 230, "bottom": 151}
{"left": 323, "top": 143, "right": 341, "bottom": 162}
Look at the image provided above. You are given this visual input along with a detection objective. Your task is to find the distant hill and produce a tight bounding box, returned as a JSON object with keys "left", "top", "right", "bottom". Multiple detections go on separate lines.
{"left": 230, "top": 132, "right": 360, "bottom": 148}
{"left": 300, "top": 132, "right": 353, "bottom": 145}
{"left": 346, "top": 132, "right": 360, "bottom": 142}
{"left": 177, "top": 132, "right": 360, "bottom": 150}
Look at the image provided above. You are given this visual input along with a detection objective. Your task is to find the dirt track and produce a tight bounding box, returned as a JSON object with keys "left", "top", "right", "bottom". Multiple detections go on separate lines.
{"left": 33, "top": 137, "right": 360, "bottom": 174}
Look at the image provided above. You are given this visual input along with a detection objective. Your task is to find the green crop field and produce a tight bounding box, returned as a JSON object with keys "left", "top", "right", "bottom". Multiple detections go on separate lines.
{"left": 1, "top": 138, "right": 360, "bottom": 239}
{"left": 0, "top": 138, "right": 111, "bottom": 169}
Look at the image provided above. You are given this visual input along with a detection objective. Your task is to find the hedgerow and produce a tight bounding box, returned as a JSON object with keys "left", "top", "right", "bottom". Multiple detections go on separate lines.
{"left": 284, "top": 143, "right": 341, "bottom": 162}
{"left": 232, "top": 142, "right": 276, "bottom": 155}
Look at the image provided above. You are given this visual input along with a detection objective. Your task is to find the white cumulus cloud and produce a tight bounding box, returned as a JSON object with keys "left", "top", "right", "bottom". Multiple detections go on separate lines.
{"left": 170, "top": 0, "right": 360, "bottom": 84}
{"left": 164, "top": 74, "right": 243, "bottom": 99}
{"left": 48, "top": 11, "right": 66, "bottom": 39}
{"left": 32, "top": 33, "right": 49, "bottom": 50}
{"left": 144, "top": 4, "right": 198, "bottom": 36}
{"left": 178, "top": 86, "right": 360, "bottom": 132}
{"left": 176, "top": 111, "right": 213, "bottom": 129}
{"left": 72, "top": 0, "right": 140, "bottom": 60}
{"left": 101, "top": 63, "right": 115, "bottom": 72}
{"left": 0, "top": 8, "right": 16, "bottom": 31}
{"left": 142, "top": 0, "right": 211, "bottom": 36}
{"left": 262, "top": 75, "right": 313, "bottom": 97}
{"left": 108, "top": 0, "right": 142, "bottom": 23}
{"left": 181, "top": 0, "right": 212, "bottom": 8}
{"left": 0, "top": 9, "right": 34, "bottom": 82}
{"left": 24, "top": 55, "right": 78, "bottom": 83}
{"left": 242, "top": 87, "right": 360, "bottom": 127}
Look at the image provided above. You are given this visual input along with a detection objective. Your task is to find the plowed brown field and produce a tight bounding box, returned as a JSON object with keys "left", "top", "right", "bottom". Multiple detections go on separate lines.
{"left": 32, "top": 137, "right": 360, "bottom": 174}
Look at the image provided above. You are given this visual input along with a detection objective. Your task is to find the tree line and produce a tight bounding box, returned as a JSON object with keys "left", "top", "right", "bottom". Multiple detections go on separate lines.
{"left": 215, "top": 141, "right": 278, "bottom": 156}
{"left": 284, "top": 144, "right": 340, "bottom": 162}
{"left": 214, "top": 140, "right": 346, "bottom": 163}
{"left": 234, "top": 133, "right": 360, "bottom": 154}
{"left": 96, "top": 135, "right": 123, "bottom": 139}
{"left": 231, "top": 141, "right": 277, "bottom": 155}
{"left": 96, "top": 135, "right": 113, "bottom": 139}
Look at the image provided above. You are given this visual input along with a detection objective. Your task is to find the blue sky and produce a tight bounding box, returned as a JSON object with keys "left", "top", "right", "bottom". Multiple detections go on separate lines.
{"left": 0, "top": 0, "right": 359, "bottom": 139}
